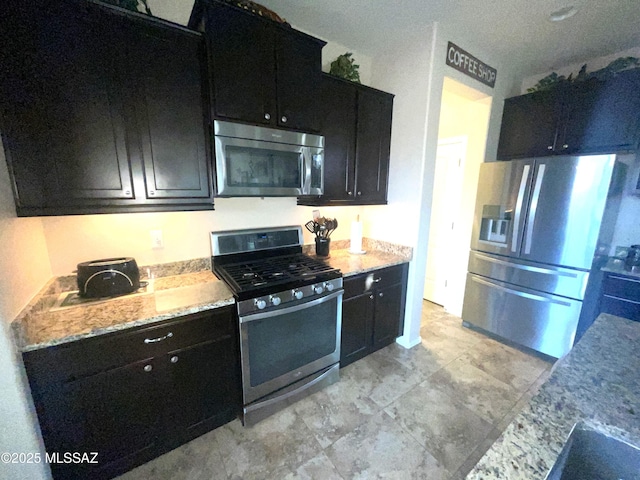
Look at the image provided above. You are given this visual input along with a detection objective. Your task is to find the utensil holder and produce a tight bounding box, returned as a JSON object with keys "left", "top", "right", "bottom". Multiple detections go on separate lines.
{"left": 315, "top": 237, "right": 330, "bottom": 257}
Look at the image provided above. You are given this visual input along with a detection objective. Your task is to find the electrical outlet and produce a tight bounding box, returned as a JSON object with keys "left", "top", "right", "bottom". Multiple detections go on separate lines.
{"left": 150, "top": 229, "right": 164, "bottom": 249}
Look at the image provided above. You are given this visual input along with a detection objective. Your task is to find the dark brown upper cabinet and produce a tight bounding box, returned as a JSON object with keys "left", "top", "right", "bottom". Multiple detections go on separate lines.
{"left": 298, "top": 74, "right": 394, "bottom": 206}
{"left": 0, "top": 0, "right": 213, "bottom": 216}
{"left": 189, "top": 0, "right": 326, "bottom": 133}
{"left": 497, "top": 69, "right": 640, "bottom": 160}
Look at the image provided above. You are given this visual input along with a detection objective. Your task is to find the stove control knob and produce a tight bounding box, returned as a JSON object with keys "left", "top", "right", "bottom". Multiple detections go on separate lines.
{"left": 293, "top": 289, "right": 304, "bottom": 300}
{"left": 254, "top": 298, "right": 267, "bottom": 310}
{"left": 270, "top": 295, "right": 281, "bottom": 306}
{"left": 324, "top": 282, "right": 335, "bottom": 292}
{"left": 313, "top": 284, "right": 324, "bottom": 295}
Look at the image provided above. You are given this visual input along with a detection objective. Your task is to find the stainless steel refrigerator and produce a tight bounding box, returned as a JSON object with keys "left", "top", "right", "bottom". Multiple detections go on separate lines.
{"left": 461, "top": 154, "right": 617, "bottom": 358}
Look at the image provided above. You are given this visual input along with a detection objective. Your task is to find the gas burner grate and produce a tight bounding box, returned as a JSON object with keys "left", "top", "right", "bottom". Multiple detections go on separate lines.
{"left": 216, "top": 253, "right": 339, "bottom": 294}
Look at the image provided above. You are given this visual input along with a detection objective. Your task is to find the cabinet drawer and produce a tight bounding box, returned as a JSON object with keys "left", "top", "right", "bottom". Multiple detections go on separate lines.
{"left": 343, "top": 264, "right": 407, "bottom": 299}
{"left": 601, "top": 294, "right": 640, "bottom": 322}
{"left": 23, "top": 305, "right": 236, "bottom": 390}
{"left": 603, "top": 274, "right": 640, "bottom": 302}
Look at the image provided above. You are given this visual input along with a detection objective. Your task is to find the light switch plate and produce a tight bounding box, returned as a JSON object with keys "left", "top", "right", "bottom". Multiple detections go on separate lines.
{"left": 150, "top": 229, "right": 164, "bottom": 249}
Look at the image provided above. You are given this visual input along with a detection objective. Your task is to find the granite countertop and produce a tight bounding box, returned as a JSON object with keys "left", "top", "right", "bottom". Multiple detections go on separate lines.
{"left": 12, "top": 241, "right": 412, "bottom": 353}
{"left": 602, "top": 256, "right": 640, "bottom": 279}
{"left": 315, "top": 248, "right": 410, "bottom": 277}
{"left": 466, "top": 313, "right": 640, "bottom": 479}
{"left": 13, "top": 270, "right": 235, "bottom": 352}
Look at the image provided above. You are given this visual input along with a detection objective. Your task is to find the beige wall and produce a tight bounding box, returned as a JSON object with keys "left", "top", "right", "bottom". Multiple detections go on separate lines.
{"left": 0, "top": 149, "right": 51, "bottom": 479}
{"left": 42, "top": 201, "right": 364, "bottom": 275}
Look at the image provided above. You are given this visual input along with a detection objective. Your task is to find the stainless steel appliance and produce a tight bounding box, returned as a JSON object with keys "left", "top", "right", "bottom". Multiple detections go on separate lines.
{"left": 213, "top": 120, "right": 324, "bottom": 197}
{"left": 210, "top": 226, "right": 343, "bottom": 426}
{"left": 462, "top": 154, "right": 617, "bottom": 358}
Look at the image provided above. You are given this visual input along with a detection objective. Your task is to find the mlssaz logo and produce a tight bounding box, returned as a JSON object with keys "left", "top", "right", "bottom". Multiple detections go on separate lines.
{"left": 46, "top": 452, "right": 99, "bottom": 464}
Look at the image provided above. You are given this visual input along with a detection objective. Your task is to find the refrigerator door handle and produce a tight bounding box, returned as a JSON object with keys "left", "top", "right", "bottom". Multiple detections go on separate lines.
{"left": 524, "top": 164, "right": 546, "bottom": 255}
{"left": 472, "top": 275, "right": 572, "bottom": 306}
{"left": 512, "top": 164, "right": 531, "bottom": 253}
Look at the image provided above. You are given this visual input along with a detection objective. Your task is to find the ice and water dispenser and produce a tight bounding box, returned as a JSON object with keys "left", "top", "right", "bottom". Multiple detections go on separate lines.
{"left": 479, "top": 205, "right": 511, "bottom": 244}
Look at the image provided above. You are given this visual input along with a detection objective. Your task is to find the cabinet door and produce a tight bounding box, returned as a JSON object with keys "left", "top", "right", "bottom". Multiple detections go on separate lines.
{"left": 496, "top": 90, "right": 560, "bottom": 159}
{"left": 372, "top": 283, "right": 403, "bottom": 352}
{"left": 316, "top": 75, "right": 357, "bottom": 202}
{"left": 340, "top": 292, "right": 374, "bottom": 368}
{"left": 561, "top": 70, "right": 640, "bottom": 154}
{"left": 206, "top": 5, "right": 276, "bottom": 125}
{"left": 355, "top": 88, "right": 393, "bottom": 203}
{"left": 275, "top": 29, "right": 323, "bottom": 132}
{"left": 165, "top": 336, "right": 240, "bottom": 442}
{"left": 0, "top": 2, "right": 134, "bottom": 212}
{"left": 36, "top": 358, "right": 161, "bottom": 480}
{"left": 130, "top": 25, "right": 212, "bottom": 201}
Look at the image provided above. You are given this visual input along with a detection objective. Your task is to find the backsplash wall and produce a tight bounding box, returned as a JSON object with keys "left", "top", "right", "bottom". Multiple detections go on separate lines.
{"left": 41, "top": 199, "right": 366, "bottom": 276}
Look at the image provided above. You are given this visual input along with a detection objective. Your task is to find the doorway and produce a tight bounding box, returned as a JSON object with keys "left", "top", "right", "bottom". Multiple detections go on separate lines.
{"left": 423, "top": 77, "right": 492, "bottom": 316}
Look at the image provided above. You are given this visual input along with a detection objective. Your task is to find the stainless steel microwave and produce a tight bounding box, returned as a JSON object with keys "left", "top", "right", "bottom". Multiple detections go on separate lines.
{"left": 213, "top": 120, "right": 324, "bottom": 197}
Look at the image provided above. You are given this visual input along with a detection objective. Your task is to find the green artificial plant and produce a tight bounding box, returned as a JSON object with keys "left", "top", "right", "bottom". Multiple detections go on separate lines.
{"left": 329, "top": 52, "right": 361, "bottom": 83}
{"left": 527, "top": 56, "right": 640, "bottom": 93}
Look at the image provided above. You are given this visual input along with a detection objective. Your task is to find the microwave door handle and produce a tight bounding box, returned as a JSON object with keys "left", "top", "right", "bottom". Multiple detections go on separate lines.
{"left": 512, "top": 164, "right": 531, "bottom": 253}
{"left": 302, "top": 147, "right": 311, "bottom": 195}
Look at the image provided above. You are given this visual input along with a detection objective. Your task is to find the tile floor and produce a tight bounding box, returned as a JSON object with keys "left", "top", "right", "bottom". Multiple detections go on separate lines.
{"left": 117, "top": 301, "right": 553, "bottom": 480}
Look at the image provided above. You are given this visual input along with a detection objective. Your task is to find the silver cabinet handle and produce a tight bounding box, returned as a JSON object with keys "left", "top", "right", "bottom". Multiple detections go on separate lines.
{"left": 281, "top": 116, "right": 287, "bottom": 123}
{"left": 379, "top": 292, "right": 384, "bottom": 297}
{"left": 348, "top": 191, "right": 353, "bottom": 196}
{"left": 264, "top": 113, "right": 271, "bottom": 120}
{"left": 149, "top": 191, "right": 155, "bottom": 196}
{"left": 369, "top": 294, "right": 374, "bottom": 299}
{"left": 125, "top": 190, "right": 131, "bottom": 195}
{"left": 562, "top": 144, "right": 568, "bottom": 149}
{"left": 170, "top": 356, "right": 179, "bottom": 364}
{"left": 374, "top": 278, "right": 381, "bottom": 283}
{"left": 547, "top": 145, "right": 553, "bottom": 150}
{"left": 512, "top": 164, "right": 530, "bottom": 253}
{"left": 357, "top": 191, "right": 362, "bottom": 196}
{"left": 144, "top": 332, "right": 173, "bottom": 344}
{"left": 144, "top": 365, "right": 153, "bottom": 372}
{"left": 525, "top": 164, "right": 545, "bottom": 255}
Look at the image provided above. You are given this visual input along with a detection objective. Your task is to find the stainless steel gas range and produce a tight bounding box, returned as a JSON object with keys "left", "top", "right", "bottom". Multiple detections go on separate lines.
{"left": 210, "top": 226, "right": 343, "bottom": 426}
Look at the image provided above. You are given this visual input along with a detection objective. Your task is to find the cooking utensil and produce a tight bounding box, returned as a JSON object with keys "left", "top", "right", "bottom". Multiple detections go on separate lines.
{"left": 304, "top": 220, "right": 316, "bottom": 234}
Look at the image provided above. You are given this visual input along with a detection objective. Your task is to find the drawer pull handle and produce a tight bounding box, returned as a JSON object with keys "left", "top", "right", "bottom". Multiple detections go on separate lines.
{"left": 144, "top": 332, "right": 173, "bottom": 344}
{"left": 374, "top": 278, "right": 381, "bottom": 283}
{"left": 379, "top": 292, "right": 384, "bottom": 297}
{"left": 170, "top": 356, "right": 179, "bottom": 364}
{"left": 603, "top": 294, "right": 640, "bottom": 305}
{"left": 144, "top": 365, "right": 153, "bottom": 372}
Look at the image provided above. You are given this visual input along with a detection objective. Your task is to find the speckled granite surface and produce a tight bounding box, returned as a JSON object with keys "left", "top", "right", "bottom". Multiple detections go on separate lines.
{"left": 602, "top": 256, "right": 640, "bottom": 279}
{"left": 303, "top": 237, "right": 412, "bottom": 276}
{"left": 13, "top": 242, "right": 411, "bottom": 353}
{"left": 466, "top": 313, "right": 640, "bottom": 479}
{"left": 13, "top": 270, "right": 234, "bottom": 352}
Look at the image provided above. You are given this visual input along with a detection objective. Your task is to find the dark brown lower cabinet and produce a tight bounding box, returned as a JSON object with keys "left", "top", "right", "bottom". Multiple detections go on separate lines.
{"left": 22, "top": 306, "right": 241, "bottom": 480}
{"left": 340, "top": 263, "right": 409, "bottom": 368}
{"left": 600, "top": 272, "right": 640, "bottom": 322}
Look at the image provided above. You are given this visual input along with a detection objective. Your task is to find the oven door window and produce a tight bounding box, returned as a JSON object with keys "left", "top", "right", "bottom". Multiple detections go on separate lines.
{"left": 225, "top": 145, "right": 302, "bottom": 189}
{"left": 245, "top": 295, "right": 339, "bottom": 387}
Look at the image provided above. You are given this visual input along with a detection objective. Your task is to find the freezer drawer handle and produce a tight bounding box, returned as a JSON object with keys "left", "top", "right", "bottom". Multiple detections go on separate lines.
{"left": 471, "top": 275, "right": 571, "bottom": 307}
{"left": 474, "top": 253, "right": 578, "bottom": 278}
{"left": 525, "top": 164, "right": 546, "bottom": 255}
{"left": 512, "top": 164, "right": 531, "bottom": 252}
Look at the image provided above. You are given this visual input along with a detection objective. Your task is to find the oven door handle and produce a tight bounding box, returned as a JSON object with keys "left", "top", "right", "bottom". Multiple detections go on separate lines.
{"left": 239, "top": 289, "right": 344, "bottom": 323}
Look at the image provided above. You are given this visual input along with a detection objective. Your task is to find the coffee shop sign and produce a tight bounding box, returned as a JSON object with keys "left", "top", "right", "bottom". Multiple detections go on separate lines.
{"left": 446, "top": 42, "right": 497, "bottom": 88}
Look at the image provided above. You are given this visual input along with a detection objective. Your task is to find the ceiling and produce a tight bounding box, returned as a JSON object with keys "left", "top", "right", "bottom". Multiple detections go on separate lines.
{"left": 151, "top": 0, "right": 640, "bottom": 78}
